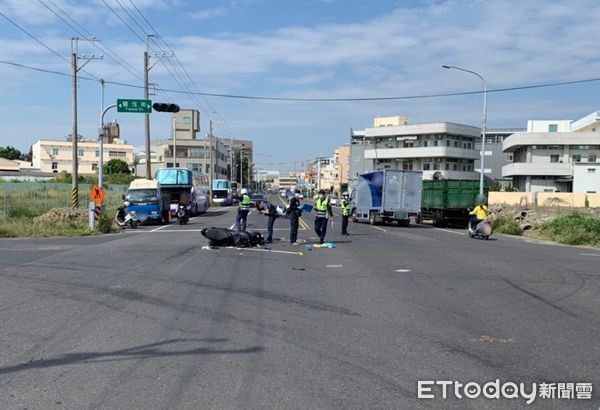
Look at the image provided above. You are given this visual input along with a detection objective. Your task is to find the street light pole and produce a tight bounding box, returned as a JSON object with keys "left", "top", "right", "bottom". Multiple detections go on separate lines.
{"left": 442, "top": 65, "right": 487, "bottom": 196}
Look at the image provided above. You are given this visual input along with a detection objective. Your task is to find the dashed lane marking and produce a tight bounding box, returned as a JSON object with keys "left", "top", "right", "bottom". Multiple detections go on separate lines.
{"left": 370, "top": 226, "right": 387, "bottom": 232}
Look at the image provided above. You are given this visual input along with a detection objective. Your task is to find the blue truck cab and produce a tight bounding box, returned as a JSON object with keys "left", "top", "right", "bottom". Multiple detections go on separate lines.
{"left": 124, "top": 179, "right": 170, "bottom": 224}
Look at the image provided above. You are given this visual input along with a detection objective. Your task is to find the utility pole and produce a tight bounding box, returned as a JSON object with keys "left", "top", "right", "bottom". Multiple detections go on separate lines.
{"left": 99, "top": 79, "right": 105, "bottom": 188}
{"left": 71, "top": 37, "right": 102, "bottom": 208}
{"left": 209, "top": 116, "right": 214, "bottom": 189}
{"left": 71, "top": 51, "right": 78, "bottom": 208}
{"left": 144, "top": 38, "right": 150, "bottom": 179}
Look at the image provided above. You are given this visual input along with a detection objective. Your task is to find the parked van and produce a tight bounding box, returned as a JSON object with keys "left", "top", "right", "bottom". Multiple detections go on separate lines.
{"left": 124, "top": 179, "right": 170, "bottom": 224}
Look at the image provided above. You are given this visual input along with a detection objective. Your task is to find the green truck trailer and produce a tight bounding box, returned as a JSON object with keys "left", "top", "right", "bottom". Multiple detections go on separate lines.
{"left": 421, "top": 180, "right": 482, "bottom": 227}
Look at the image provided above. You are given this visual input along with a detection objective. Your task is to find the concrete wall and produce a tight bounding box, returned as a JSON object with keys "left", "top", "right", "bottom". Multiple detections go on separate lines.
{"left": 488, "top": 192, "right": 534, "bottom": 207}
{"left": 489, "top": 191, "right": 600, "bottom": 208}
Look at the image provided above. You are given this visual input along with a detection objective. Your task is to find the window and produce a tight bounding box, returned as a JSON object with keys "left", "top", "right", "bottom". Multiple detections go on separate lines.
{"left": 572, "top": 155, "right": 581, "bottom": 163}
{"left": 550, "top": 155, "right": 560, "bottom": 163}
{"left": 577, "top": 145, "right": 590, "bottom": 150}
{"left": 588, "top": 168, "right": 596, "bottom": 173}
{"left": 403, "top": 140, "right": 414, "bottom": 148}
{"left": 453, "top": 164, "right": 458, "bottom": 171}
{"left": 446, "top": 140, "right": 451, "bottom": 147}
{"left": 454, "top": 141, "right": 458, "bottom": 147}
{"left": 109, "top": 151, "right": 126, "bottom": 157}
{"left": 423, "top": 163, "right": 431, "bottom": 170}
{"left": 506, "top": 155, "right": 513, "bottom": 161}
{"left": 51, "top": 148, "right": 59, "bottom": 156}
{"left": 402, "top": 160, "right": 413, "bottom": 170}
{"left": 78, "top": 149, "right": 84, "bottom": 157}
{"left": 52, "top": 162, "right": 58, "bottom": 170}
{"left": 548, "top": 124, "right": 558, "bottom": 132}
{"left": 95, "top": 150, "right": 100, "bottom": 157}
{"left": 92, "top": 163, "right": 98, "bottom": 171}
{"left": 467, "top": 143, "right": 472, "bottom": 149}
{"left": 445, "top": 163, "right": 449, "bottom": 170}
{"left": 588, "top": 155, "right": 597, "bottom": 162}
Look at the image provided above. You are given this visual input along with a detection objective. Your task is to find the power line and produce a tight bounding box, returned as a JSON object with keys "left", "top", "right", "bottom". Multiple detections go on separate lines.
{"left": 37, "top": 0, "right": 143, "bottom": 81}
{"left": 3, "top": 59, "right": 600, "bottom": 102}
{"left": 0, "top": 10, "right": 100, "bottom": 81}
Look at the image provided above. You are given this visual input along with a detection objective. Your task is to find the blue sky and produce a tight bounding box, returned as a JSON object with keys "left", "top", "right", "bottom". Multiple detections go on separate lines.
{"left": 1, "top": 0, "right": 599, "bottom": 171}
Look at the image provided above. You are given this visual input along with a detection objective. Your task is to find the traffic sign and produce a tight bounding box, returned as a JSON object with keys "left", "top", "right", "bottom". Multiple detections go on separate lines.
{"left": 117, "top": 99, "right": 152, "bottom": 113}
{"left": 89, "top": 185, "right": 105, "bottom": 204}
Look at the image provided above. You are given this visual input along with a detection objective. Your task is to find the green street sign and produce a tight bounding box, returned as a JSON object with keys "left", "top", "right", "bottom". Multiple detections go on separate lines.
{"left": 117, "top": 99, "right": 152, "bottom": 113}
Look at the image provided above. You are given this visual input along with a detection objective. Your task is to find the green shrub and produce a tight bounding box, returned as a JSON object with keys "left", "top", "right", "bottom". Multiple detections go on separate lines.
{"left": 493, "top": 216, "right": 524, "bottom": 235}
{"left": 535, "top": 214, "right": 600, "bottom": 246}
{"left": 96, "top": 211, "right": 115, "bottom": 233}
{"left": 8, "top": 206, "right": 44, "bottom": 219}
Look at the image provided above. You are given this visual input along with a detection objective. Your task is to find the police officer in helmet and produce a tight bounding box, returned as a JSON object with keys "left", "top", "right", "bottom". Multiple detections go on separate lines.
{"left": 340, "top": 191, "right": 351, "bottom": 236}
{"left": 236, "top": 188, "right": 251, "bottom": 232}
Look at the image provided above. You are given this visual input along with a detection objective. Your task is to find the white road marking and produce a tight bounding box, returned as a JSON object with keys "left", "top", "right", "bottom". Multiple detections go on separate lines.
{"left": 579, "top": 253, "right": 600, "bottom": 257}
{"left": 434, "top": 228, "right": 467, "bottom": 236}
{"left": 326, "top": 264, "right": 343, "bottom": 268}
{"left": 225, "top": 247, "right": 303, "bottom": 256}
{"left": 150, "top": 225, "right": 170, "bottom": 232}
{"left": 370, "top": 226, "right": 387, "bottom": 232}
{"left": 394, "top": 269, "right": 411, "bottom": 273}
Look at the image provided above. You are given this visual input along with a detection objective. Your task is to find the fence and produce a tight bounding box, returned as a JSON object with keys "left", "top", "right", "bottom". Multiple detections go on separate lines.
{"left": 0, "top": 183, "right": 128, "bottom": 218}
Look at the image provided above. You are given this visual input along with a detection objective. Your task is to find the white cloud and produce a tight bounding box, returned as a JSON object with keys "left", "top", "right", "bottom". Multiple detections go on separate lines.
{"left": 189, "top": 7, "right": 230, "bottom": 20}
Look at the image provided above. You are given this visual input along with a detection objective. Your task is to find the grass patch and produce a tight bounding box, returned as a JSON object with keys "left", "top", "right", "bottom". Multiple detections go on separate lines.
{"left": 0, "top": 217, "right": 95, "bottom": 238}
{"left": 533, "top": 213, "right": 600, "bottom": 247}
{"left": 492, "top": 216, "right": 524, "bottom": 236}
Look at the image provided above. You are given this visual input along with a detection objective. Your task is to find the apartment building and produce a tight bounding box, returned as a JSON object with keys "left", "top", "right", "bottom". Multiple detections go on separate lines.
{"left": 334, "top": 145, "right": 350, "bottom": 193}
{"left": 32, "top": 139, "right": 134, "bottom": 175}
{"left": 502, "top": 112, "right": 600, "bottom": 192}
{"left": 363, "top": 122, "right": 481, "bottom": 180}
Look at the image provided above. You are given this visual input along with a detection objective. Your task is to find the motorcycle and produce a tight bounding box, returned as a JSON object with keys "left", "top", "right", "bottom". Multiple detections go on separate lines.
{"left": 468, "top": 218, "right": 492, "bottom": 240}
{"left": 115, "top": 201, "right": 138, "bottom": 229}
{"left": 177, "top": 203, "right": 189, "bottom": 225}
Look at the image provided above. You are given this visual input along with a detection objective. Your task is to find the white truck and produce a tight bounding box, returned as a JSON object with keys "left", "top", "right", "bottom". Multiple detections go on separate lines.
{"left": 352, "top": 169, "right": 422, "bottom": 226}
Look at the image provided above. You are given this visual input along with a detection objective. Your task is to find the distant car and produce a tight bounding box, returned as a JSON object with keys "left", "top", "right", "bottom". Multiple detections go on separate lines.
{"left": 330, "top": 197, "right": 340, "bottom": 206}
{"left": 250, "top": 193, "right": 265, "bottom": 208}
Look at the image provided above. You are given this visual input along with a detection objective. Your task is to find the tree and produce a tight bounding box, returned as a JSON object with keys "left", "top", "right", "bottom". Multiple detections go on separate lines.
{"left": 22, "top": 145, "right": 33, "bottom": 162}
{"left": 104, "top": 159, "right": 130, "bottom": 175}
{"left": 0, "top": 146, "right": 22, "bottom": 160}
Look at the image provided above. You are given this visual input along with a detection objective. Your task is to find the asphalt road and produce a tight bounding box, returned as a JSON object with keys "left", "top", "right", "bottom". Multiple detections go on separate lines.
{"left": 1, "top": 198, "right": 599, "bottom": 409}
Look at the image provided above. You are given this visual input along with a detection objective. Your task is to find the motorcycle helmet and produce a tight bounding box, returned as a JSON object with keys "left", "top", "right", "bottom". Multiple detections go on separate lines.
{"left": 475, "top": 194, "right": 486, "bottom": 205}
{"left": 342, "top": 191, "right": 349, "bottom": 198}
{"left": 241, "top": 188, "right": 248, "bottom": 195}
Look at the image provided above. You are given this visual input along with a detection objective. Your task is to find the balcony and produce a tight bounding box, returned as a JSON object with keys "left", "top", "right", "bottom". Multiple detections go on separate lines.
{"left": 502, "top": 162, "right": 572, "bottom": 177}
{"left": 365, "top": 146, "right": 479, "bottom": 160}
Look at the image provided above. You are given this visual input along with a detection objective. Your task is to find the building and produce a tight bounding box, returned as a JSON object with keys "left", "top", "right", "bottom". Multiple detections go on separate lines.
{"left": 363, "top": 122, "right": 481, "bottom": 180}
{"left": 32, "top": 139, "right": 134, "bottom": 175}
{"left": 150, "top": 137, "right": 229, "bottom": 180}
{"left": 573, "top": 163, "right": 600, "bottom": 192}
{"left": 171, "top": 109, "right": 200, "bottom": 141}
{"left": 278, "top": 173, "right": 299, "bottom": 191}
{"left": 373, "top": 116, "right": 408, "bottom": 127}
{"left": 473, "top": 128, "right": 526, "bottom": 186}
{"left": 334, "top": 145, "right": 350, "bottom": 193}
{"left": 0, "top": 157, "right": 19, "bottom": 172}
{"left": 502, "top": 112, "right": 600, "bottom": 192}
{"left": 348, "top": 129, "right": 374, "bottom": 185}
{"left": 101, "top": 120, "right": 121, "bottom": 144}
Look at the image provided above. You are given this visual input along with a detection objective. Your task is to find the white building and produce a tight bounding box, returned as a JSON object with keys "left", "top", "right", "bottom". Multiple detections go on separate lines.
{"left": 502, "top": 112, "right": 600, "bottom": 192}
{"left": 32, "top": 139, "right": 134, "bottom": 175}
{"left": 573, "top": 163, "right": 600, "bottom": 192}
{"left": 363, "top": 122, "right": 481, "bottom": 180}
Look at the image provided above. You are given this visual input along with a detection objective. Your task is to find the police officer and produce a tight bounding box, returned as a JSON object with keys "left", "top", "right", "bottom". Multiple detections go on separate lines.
{"left": 340, "top": 191, "right": 351, "bottom": 236}
{"left": 260, "top": 200, "right": 279, "bottom": 244}
{"left": 287, "top": 186, "right": 301, "bottom": 245}
{"left": 314, "top": 189, "right": 333, "bottom": 244}
{"left": 235, "top": 188, "right": 251, "bottom": 232}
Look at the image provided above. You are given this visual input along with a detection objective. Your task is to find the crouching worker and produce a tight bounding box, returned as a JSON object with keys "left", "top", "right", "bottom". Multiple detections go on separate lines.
{"left": 259, "top": 200, "right": 279, "bottom": 244}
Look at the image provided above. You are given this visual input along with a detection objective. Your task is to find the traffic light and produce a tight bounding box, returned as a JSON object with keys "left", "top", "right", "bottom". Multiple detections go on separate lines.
{"left": 152, "top": 102, "right": 180, "bottom": 113}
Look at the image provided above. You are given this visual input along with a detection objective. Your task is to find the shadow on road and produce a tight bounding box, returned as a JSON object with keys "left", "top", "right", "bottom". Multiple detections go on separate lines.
{"left": 0, "top": 339, "right": 263, "bottom": 375}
